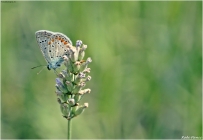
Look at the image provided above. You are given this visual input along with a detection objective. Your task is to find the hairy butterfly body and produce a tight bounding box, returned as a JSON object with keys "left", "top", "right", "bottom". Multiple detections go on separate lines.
{"left": 35, "top": 30, "right": 72, "bottom": 70}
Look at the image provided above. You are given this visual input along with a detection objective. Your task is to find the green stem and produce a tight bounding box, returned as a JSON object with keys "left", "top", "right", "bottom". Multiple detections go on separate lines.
{"left": 67, "top": 119, "right": 71, "bottom": 139}
{"left": 67, "top": 72, "right": 75, "bottom": 139}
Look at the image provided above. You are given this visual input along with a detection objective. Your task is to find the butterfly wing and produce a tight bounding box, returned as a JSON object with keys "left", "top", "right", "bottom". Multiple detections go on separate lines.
{"left": 35, "top": 30, "right": 54, "bottom": 66}
{"left": 35, "top": 30, "right": 73, "bottom": 70}
{"left": 46, "top": 32, "right": 72, "bottom": 69}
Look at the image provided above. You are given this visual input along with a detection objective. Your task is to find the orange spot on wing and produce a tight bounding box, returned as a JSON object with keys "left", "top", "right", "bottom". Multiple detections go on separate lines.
{"left": 61, "top": 39, "right": 64, "bottom": 42}
{"left": 48, "top": 42, "right": 51, "bottom": 45}
{"left": 58, "top": 37, "right": 61, "bottom": 40}
{"left": 64, "top": 41, "right": 68, "bottom": 45}
{"left": 51, "top": 39, "right": 54, "bottom": 42}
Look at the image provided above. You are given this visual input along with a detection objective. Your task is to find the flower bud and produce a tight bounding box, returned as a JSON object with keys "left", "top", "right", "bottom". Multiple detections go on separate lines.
{"left": 55, "top": 90, "right": 63, "bottom": 96}
{"left": 74, "top": 103, "right": 88, "bottom": 116}
{"left": 83, "top": 68, "right": 91, "bottom": 73}
{"left": 82, "top": 75, "right": 91, "bottom": 82}
{"left": 74, "top": 89, "right": 91, "bottom": 103}
{"left": 63, "top": 55, "right": 69, "bottom": 62}
{"left": 76, "top": 40, "right": 83, "bottom": 47}
{"left": 60, "top": 104, "right": 69, "bottom": 116}
{"left": 78, "top": 51, "right": 85, "bottom": 61}
{"left": 72, "top": 82, "right": 86, "bottom": 94}
{"left": 72, "top": 61, "right": 81, "bottom": 73}
{"left": 78, "top": 88, "right": 91, "bottom": 95}
{"left": 63, "top": 55, "right": 73, "bottom": 72}
{"left": 63, "top": 71, "right": 74, "bottom": 82}
{"left": 57, "top": 72, "right": 65, "bottom": 79}
{"left": 80, "top": 44, "right": 87, "bottom": 52}
{"left": 56, "top": 90, "right": 67, "bottom": 102}
{"left": 69, "top": 48, "right": 78, "bottom": 62}
{"left": 78, "top": 45, "right": 87, "bottom": 61}
{"left": 68, "top": 98, "right": 75, "bottom": 106}
{"left": 72, "top": 104, "right": 78, "bottom": 114}
{"left": 60, "top": 70, "right": 70, "bottom": 81}
{"left": 55, "top": 78, "right": 68, "bottom": 93}
{"left": 74, "top": 94, "right": 82, "bottom": 103}
{"left": 75, "top": 72, "right": 86, "bottom": 84}
{"left": 86, "top": 57, "right": 92, "bottom": 63}
{"left": 56, "top": 78, "right": 62, "bottom": 86}
{"left": 80, "top": 57, "right": 92, "bottom": 72}
{"left": 65, "top": 81, "right": 73, "bottom": 92}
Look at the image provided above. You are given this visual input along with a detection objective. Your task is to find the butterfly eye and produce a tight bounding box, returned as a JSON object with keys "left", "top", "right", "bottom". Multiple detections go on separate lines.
{"left": 47, "top": 65, "right": 51, "bottom": 70}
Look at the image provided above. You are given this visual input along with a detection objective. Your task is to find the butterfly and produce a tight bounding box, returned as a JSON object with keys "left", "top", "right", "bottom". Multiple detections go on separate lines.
{"left": 35, "top": 30, "right": 72, "bottom": 70}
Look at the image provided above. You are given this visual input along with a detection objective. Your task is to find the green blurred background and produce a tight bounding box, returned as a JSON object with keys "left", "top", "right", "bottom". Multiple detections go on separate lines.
{"left": 1, "top": 1, "right": 202, "bottom": 139}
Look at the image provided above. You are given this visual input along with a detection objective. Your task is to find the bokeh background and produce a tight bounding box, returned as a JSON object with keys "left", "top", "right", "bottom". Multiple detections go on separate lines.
{"left": 1, "top": 1, "right": 202, "bottom": 139}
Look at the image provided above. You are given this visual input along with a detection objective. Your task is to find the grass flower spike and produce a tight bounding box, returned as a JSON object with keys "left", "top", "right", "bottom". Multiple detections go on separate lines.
{"left": 55, "top": 40, "right": 92, "bottom": 120}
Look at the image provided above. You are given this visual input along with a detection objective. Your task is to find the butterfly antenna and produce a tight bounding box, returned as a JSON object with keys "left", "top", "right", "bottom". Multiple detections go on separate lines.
{"left": 31, "top": 65, "right": 46, "bottom": 69}
{"left": 37, "top": 66, "right": 46, "bottom": 75}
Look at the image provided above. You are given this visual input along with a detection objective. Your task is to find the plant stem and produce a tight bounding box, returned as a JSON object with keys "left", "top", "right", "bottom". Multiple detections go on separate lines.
{"left": 67, "top": 119, "right": 71, "bottom": 139}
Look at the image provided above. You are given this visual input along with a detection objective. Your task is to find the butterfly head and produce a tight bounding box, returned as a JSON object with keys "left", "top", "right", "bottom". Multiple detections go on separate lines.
{"left": 47, "top": 61, "right": 62, "bottom": 70}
